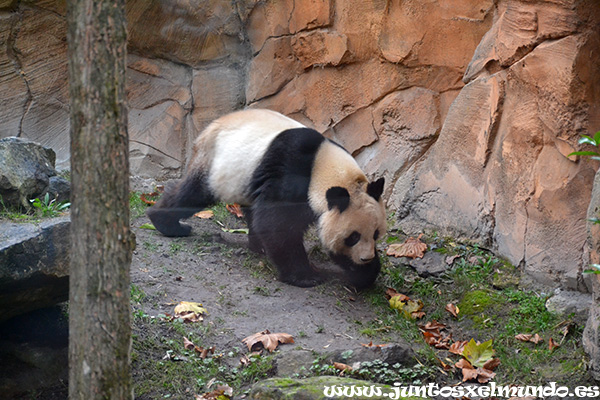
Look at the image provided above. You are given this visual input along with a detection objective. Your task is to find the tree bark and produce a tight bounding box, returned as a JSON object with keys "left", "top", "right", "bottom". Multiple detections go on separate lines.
{"left": 67, "top": 0, "right": 133, "bottom": 398}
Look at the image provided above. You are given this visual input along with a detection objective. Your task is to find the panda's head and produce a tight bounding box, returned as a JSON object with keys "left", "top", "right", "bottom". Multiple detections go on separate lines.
{"left": 318, "top": 177, "right": 386, "bottom": 269}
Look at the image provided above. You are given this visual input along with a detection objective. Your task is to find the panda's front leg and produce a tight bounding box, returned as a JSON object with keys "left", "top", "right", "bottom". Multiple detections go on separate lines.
{"left": 250, "top": 202, "right": 323, "bottom": 287}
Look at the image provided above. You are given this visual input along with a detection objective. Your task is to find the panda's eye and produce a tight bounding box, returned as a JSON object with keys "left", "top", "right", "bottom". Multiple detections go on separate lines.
{"left": 373, "top": 229, "right": 380, "bottom": 240}
{"left": 344, "top": 231, "right": 361, "bottom": 247}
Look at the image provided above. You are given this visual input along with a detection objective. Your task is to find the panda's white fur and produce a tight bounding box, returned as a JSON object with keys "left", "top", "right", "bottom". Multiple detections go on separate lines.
{"left": 204, "top": 110, "right": 304, "bottom": 204}
{"left": 148, "top": 109, "right": 386, "bottom": 288}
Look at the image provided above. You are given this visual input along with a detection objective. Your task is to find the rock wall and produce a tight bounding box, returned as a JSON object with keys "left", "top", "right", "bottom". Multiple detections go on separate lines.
{"left": 0, "top": 0, "right": 599, "bottom": 290}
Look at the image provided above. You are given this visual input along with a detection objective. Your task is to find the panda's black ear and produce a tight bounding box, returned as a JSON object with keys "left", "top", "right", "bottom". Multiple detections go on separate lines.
{"left": 326, "top": 186, "right": 350, "bottom": 212}
{"left": 367, "top": 177, "right": 385, "bottom": 201}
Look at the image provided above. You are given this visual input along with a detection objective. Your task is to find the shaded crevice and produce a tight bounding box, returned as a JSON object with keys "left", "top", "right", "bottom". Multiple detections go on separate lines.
{"left": 6, "top": 8, "right": 32, "bottom": 138}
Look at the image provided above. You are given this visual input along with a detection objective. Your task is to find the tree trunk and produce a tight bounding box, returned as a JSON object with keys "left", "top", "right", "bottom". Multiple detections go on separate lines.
{"left": 67, "top": 0, "right": 133, "bottom": 398}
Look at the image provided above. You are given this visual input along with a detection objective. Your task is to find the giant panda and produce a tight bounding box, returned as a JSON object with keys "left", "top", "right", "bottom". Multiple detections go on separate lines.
{"left": 147, "top": 109, "right": 386, "bottom": 289}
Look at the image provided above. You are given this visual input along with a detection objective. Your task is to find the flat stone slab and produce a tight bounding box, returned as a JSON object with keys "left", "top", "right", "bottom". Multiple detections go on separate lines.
{"left": 0, "top": 216, "right": 70, "bottom": 322}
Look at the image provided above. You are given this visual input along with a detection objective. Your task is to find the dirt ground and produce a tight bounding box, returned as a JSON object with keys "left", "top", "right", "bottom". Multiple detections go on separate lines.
{"left": 128, "top": 199, "right": 595, "bottom": 398}
{"left": 130, "top": 208, "right": 395, "bottom": 358}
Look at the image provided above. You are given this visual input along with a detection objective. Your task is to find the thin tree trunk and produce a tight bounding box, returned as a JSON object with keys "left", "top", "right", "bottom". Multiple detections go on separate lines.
{"left": 67, "top": 0, "right": 133, "bottom": 398}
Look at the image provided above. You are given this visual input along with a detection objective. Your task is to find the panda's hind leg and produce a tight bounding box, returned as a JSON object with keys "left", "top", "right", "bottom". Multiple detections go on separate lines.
{"left": 243, "top": 206, "right": 265, "bottom": 254}
{"left": 147, "top": 172, "right": 215, "bottom": 237}
{"left": 251, "top": 202, "right": 323, "bottom": 287}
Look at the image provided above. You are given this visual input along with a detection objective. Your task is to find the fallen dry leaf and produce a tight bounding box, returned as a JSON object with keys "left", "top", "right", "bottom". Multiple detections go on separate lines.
{"left": 386, "top": 234, "right": 427, "bottom": 259}
{"left": 389, "top": 297, "right": 425, "bottom": 319}
{"left": 558, "top": 321, "right": 574, "bottom": 342}
{"left": 333, "top": 362, "right": 353, "bottom": 373}
{"left": 438, "top": 357, "right": 452, "bottom": 371}
{"left": 423, "top": 331, "right": 440, "bottom": 346}
{"left": 461, "top": 366, "right": 480, "bottom": 382}
{"left": 183, "top": 337, "right": 195, "bottom": 350}
{"left": 419, "top": 322, "right": 452, "bottom": 350}
{"left": 385, "top": 287, "right": 410, "bottom": 302}
{"left": 242, "top": 329, "right": 294, "bottom": 352}
{"left": 476, "top": 367, "right": 496, "bottom": 383}
{"left": 515, "top": 333, "right": 532, "bottom": 342}
{"left": 419, "top": 321, "right": 446, "bottom": 332}
{"left": 183, "top": 337, "right": 215, "bottom": 358}
{"left": 455, "top": 357, "right": 496, "bottom": 383}
{"left": 449, "top": 340, "right": 468, "bottom": 355}
{"left": 445, "top": 254, "right": 461, "bottom": 265}
{"left": 361, "top": 341, "right": 389, "bottom": 349}
{"left": 174, "top": 301, "right": 207, "bottom": 323}
{"left": 139, "top": 187, "right": 164, "bottom": 205}
{"left": 482, "top": 357, "right": 501, "bottom": 371}
{"left": 549, "top": 337, "right": 559, "bottom": 352}
{"left": 195, "top": 384, "right": 233, "bottom": 400}
{"left": 515, "top": 333, "right": 542, "bottom": 344}
{"left": 455, "top": 358, "right": 473, "bottom": 369}
{"left": 194, "top": 210, "right": 214, "bottom": 219}
{"left": 445, "top": 303, "right": 460, "bottom": 318}
{"left": 226, "top": 203, "right": 244, "bottom": 218}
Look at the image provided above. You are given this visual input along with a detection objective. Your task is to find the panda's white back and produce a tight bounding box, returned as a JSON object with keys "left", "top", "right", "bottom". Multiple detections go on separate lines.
{"left": 204, "top": 109, "right": 305, "bottom": 205}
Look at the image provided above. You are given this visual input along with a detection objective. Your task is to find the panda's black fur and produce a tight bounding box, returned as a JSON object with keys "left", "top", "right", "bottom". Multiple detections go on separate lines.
{"left": 147, "top": 109, "right": 386, "bottom": 288}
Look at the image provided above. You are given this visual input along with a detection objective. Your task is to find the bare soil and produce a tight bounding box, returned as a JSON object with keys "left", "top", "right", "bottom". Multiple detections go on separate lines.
{"left": 130, "top": 209, "right": 395, "bottom": 359}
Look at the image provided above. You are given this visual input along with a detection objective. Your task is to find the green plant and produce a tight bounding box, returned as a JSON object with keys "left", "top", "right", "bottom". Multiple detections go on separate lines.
{"left": 131, "top": 284, "right": 147, "bottom": 304}
{"left": 129, "top": 191, "right": 148, "bottom": 219}
{"left": 568, "top": 131, "right": 600, "bottom": 160}
{"left": 169, "top": 242, "right": 183, "bottom": 255}
{"left": 29, "top": 193, "right": 70, "bottom": 217}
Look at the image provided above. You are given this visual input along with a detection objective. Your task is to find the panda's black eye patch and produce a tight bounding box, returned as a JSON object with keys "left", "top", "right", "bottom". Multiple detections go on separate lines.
{"left": 345, "top": 231, "right": 361, "bottom": 247}
{"left": 373, "top": 229, "right": 380, "bottom": 240}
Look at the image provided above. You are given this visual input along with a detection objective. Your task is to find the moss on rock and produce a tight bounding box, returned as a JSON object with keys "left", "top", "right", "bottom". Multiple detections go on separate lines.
{"left": 249, "top": 376, "right": 428, "bottom": 399}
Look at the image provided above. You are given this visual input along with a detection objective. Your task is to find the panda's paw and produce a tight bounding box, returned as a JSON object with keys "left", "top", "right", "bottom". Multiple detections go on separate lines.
{"left": 154, "top": 222, "right": 192, "bottom": 237}
{"left": 284, "top": 271, "right": 325, "bottom": 288}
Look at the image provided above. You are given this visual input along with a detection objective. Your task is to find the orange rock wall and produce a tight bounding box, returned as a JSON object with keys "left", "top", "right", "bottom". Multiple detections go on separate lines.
{"left": 1, "top": 0, "right": 599, "bottom": 289}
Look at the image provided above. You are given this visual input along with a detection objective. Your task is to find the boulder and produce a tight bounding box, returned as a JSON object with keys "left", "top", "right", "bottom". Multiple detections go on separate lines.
{"left": 249, "top": 376, "right": 424, "bottom": 400}
{"left": 0, "top": 137, "right": 69, "bottom": 209}
{"left": 0, "top": 216, "right": 70, "bottom": 322}
{"left": 545, "top": 289, "right": 592, "bottom": 325}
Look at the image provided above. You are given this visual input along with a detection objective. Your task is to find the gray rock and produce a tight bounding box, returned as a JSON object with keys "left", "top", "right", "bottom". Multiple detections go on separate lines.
{"left": 408, "top": 251, "right": 448, "bottom": 278}
{"left": 47, "top": 175, "right": 71, "bottom": 204}
{"left": 0, "top": 305, "right": 68, "bottom": 398}
{"left": 249, "top": 376, "right": 397, "bottom": 400}
{"left": 0, "top": 137, "right": 69, "bottom": 209}
{"left": 0, "top": 216, "right": 70, "bottom": 322}
{"left": 325, "top": 342, "right": 415, "bottom": 367}
{"left": 275, "top": 350, "right": 316, "bottom": 377}
{"left": 545, "top": 289, "right": 592, "bottom": 325}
